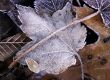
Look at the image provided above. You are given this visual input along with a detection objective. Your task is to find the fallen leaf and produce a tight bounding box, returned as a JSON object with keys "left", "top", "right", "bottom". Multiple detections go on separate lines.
{"left": 16, "top": 2, "right": 87, "bottom": 75}
{"left": 75, "top": 6, "right": 110, "bottom": 37}
{"left": 0, "top": 33, "right": 31, "bottom": 61}
{"left": 34, "top": 0, "right": 68, "bottom": 15}
{"left": 74, "top": 6, "right": 110, "bottom": 80}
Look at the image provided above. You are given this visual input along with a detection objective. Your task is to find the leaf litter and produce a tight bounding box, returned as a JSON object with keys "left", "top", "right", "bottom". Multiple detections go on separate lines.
{"left": 1, "top": 0, "right": 110, "bottom": 80}
{"left": 8, "top": 1, "right": 103, "bottom": 79}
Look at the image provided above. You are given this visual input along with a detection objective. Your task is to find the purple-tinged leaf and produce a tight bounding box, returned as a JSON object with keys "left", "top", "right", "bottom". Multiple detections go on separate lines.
{"left": 34, "top": 0, "right": 68, "bottom": 15}
{"left": 83, "top": 0, "right": 110, "bottom": 27}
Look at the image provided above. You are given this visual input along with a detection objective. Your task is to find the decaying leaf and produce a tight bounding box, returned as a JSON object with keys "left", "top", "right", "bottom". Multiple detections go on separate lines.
{"left": 0, "top": 33, "right": 31, "bottom": 61}
{"left": 16, "top": 2, "right": 87, "bottom": 75}
{"left": 74, "top": 5, "right": 110, "bottom": 80}
{"left": 75, "top": 6, "right": 110, "bottom": 37}
{"left": 83, "top": 0, "right": 110, "bottom": 27}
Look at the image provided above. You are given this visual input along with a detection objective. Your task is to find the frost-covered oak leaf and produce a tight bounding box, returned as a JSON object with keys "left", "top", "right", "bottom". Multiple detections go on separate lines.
{"left": 16, "top": 2, "right": 87, "bottom": 74}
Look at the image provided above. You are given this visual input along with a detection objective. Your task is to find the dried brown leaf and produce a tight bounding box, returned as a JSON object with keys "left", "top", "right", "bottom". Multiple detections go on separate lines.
{"left": 68, "top": 6, "right": 110, "bottom": 80}
{"left": 83, "top": 0, "right": 110, "bottom": 27}
{"left": 75, "top": 6, "right": 110, "bottom": 37}
{"left": 0, "top": 33, "right": 31, "bottom": 61}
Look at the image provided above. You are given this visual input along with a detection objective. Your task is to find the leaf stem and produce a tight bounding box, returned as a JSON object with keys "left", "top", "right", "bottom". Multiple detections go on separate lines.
{"left": 8, "top": 10, "right": 100, "bottom": 69}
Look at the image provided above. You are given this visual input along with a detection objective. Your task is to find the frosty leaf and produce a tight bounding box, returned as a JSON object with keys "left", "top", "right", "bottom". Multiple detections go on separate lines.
{"left": 83, "top": 0, "right": 110, "bottom": 27}
{"left": 52, "top": 3, "right": 86, "bottom": 51}
{"left": 17, "top": 5, "right": 54, "bottom": 41}
{"left": 34, "top": 0, "right": 68, "bottom": 15}
{"left": 59, "top": 24, "right": 87, "bottom": 51}
{"left": 16, "top": 2, "right": 86, "bottom": 75}
{"left": 17, "top": 37, "right": 77, "bottom": 74}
